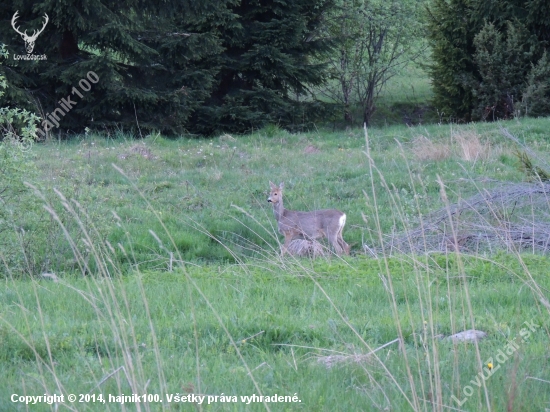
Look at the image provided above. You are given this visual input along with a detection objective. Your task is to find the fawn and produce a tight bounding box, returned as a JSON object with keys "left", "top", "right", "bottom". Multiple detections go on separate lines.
{"left": 267, "top": 181, "right": 350, "bottom": 256}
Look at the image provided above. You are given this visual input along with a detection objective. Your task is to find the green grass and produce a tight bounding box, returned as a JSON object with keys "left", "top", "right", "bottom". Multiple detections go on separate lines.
{"left": 318, "top": 64, "right": 437, "bottom": 128}
{"left": 366, "top": 65, "right": 436, "bottom": 127}
{"left": 2, "top": 117, "right": 550, "bottom": 411}
{"left": 1, "top": 255, "right": 549, "bottom": 411}
{"left": 9, "top": 116, "right": 550, "bottom": 274}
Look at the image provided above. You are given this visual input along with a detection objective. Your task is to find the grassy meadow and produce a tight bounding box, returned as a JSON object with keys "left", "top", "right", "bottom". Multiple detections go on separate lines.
{"left": 365, "top": 65, "right": 436, "bottom": 128}
{"left": 2, "top": 115, "right": 550, "bottom": 410}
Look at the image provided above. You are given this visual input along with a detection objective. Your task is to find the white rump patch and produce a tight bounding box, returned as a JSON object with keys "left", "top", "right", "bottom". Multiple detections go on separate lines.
{"left": 339, "top": 214, "right": 346, "bottom": 228}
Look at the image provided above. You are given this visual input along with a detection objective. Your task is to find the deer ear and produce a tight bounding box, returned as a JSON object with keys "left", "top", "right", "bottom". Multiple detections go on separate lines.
{"left": 269, "top": 181, "right": 276, "bottom": 189}
{"left": 279, "top": 182, "right": 284, "bottom": 189}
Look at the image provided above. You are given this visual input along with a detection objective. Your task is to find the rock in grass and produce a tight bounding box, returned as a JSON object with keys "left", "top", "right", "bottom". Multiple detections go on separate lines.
{"left": 41, "top": 272, "right": 59, "bottom": 282}
{"left": 447, "top": 329, "right": 487, "bottom": 343}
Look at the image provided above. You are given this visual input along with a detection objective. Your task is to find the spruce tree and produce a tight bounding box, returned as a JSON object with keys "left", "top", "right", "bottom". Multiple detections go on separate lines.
{"left": 523, "top": 51, "right": 550, "bottom": 117}
{"left": 427, "top": 0, "right": 550, "bottom": 121}
{"left": 0, "top": 0, "right": 227, "bottom": 136}
{"left": 472, "top": 20, "right": 539, "bottom": 120}
{"left": 192, "top": 0, "right": 336, "bottom": 135}
{"left": 426, "top": 0, "right": 478, "bottom": 122}
{"left": 1, "top": 0, "right": 336, "bottom": 137}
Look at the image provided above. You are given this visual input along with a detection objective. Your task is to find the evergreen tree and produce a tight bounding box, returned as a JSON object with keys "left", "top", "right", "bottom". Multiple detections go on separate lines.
{"left": 1, "top": 0, "right": 336, "bottom": 137}
{"left": 427, "top": 0, "right": 550, "bottom": 121}
{"left": 192, "top": 0, "right": 336, "bottom": 135}
{"left": 426, "top": 0, "right": 478, "bottom": 122}
{"left": 0, "top": 0, "right": 228, "bottom": 136}
{"left": 523, "top": 51, "right": 550, "bottom": 117}
{"left": 471, "top": 20, "right": 539, "bottom": 120}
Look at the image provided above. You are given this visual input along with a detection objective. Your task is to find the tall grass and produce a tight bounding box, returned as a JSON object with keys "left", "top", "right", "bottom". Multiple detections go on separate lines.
{"left": 2, "top": 120, "right": 550, "bottom": 411}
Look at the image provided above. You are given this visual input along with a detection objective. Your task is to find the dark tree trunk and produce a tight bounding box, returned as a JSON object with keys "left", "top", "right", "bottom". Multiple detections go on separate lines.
{"left": 59, "top": 30, "right": 79, "bottom": 60}
{"left": 363, "top": 81, "right": 376, "bottom": 127}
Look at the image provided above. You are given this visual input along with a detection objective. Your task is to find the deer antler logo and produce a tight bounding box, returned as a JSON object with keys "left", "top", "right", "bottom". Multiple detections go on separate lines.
{"left": 11, "top": 11, "right": 49, "bottom": 54}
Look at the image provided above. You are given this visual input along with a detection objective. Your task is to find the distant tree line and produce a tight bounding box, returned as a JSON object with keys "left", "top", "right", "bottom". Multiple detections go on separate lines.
{"left": 2, "top": 0, "right": 550, "bottom": 137}
{"left": 427, "top": 0, "right": 550, "bottom": 122}
{"left": 0, "top": 0, "right": 335, "bottom": 136}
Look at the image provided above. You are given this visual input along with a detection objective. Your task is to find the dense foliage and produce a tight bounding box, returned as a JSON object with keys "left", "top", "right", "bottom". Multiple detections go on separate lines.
{"left": 427, "top": 0, "right": 550, "bottom": 122}
{"left": 0, "top": 0, "right": 334, "bottom": 136}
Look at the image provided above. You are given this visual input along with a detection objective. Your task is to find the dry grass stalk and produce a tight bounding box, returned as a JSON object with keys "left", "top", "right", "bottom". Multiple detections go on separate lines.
{"left": 379, "top": 182, "right": 550, "bottom": 255}
{"left": 317, "top": 353, "right": 375, "bottom": 369}
{"left": 118, "top": 144, "right": 156, "bottom": 160}
{"left": 286, "top": 239, "right": 328, "bottom": 257}
{"left": 453, "top": 130, "right": 491, "bottom": 161}
{"left": 411, "top": 131, "right": 491, "bottom": 162}
{"left": 411, "top": 135, "right": 451, "bottom": 161}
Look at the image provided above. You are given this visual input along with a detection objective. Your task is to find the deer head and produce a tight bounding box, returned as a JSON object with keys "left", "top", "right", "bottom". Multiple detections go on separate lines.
{"left": 11, "top": 11, "right": 49, "bottom": 54}
{"left": 267, "top": 181, "right": 284, "bottom": 204}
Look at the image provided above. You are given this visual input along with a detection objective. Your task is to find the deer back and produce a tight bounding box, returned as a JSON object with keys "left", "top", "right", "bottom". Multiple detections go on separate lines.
{"left": 279, "top": 208, "right": 344, "bottom": 239}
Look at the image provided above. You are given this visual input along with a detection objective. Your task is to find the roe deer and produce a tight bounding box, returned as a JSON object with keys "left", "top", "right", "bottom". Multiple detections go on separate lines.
{"left": 267, "top": 181, "right": 350, "bottom": 256}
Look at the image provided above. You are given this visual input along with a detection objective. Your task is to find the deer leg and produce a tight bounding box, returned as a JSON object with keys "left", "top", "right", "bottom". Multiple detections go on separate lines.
{"left": 335, "top": 215, "right": 349, "bottom": 255}
{"left": 329, "top": 232, "right": 343, "bottom": 255}
{"left": 281, "top": 233, "right": 293, "bottom": 256}
{"left": 337, "top": 236, "right": 350, "bottom": 255}
{"left": 330, "top": 224, "right": 349, "bottom": 256}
